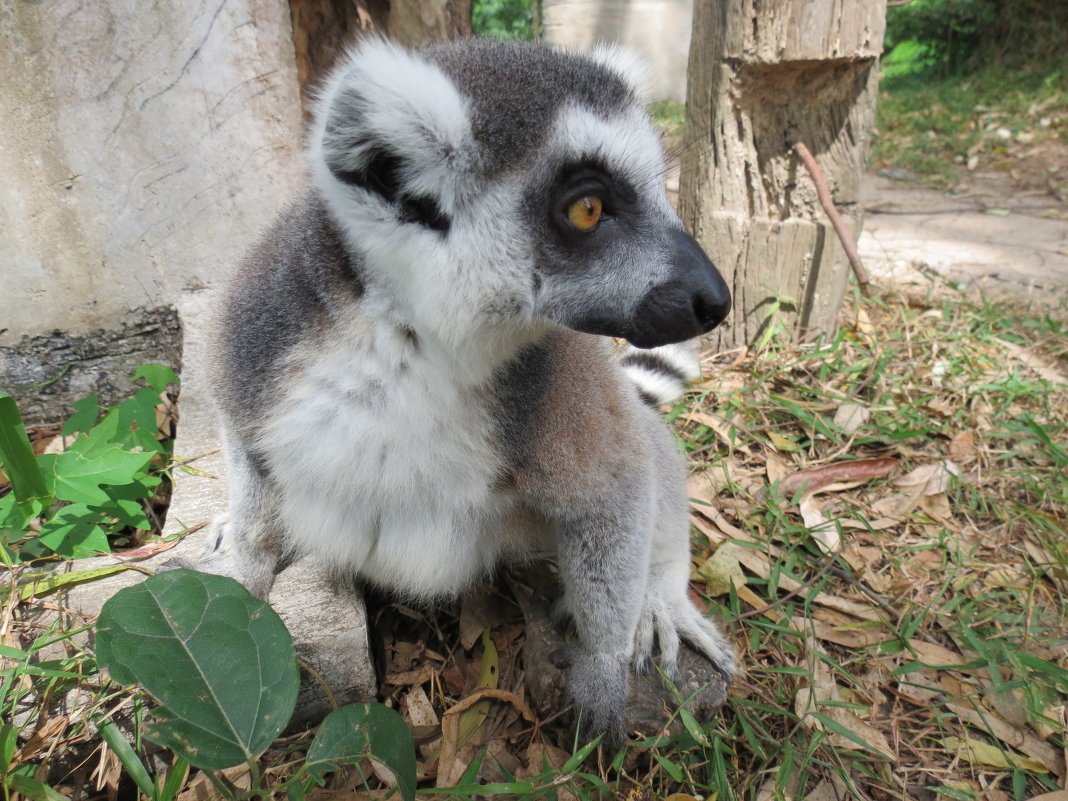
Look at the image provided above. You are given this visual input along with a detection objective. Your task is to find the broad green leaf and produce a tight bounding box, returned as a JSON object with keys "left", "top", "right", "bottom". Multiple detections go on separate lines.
{"left": 47, "top": 445, "right": 152, "bottom": 505}
{"left": 133, "top": 364, "right": 180, "bottom": 393}
{"left": 96, "top": 570, "right": 299, "bottom": 770}
{"left": 61, "top": 394, "right": 101, "bottom": 437}
{"left": 35, "top": 504, "right": 110, "bottom": 558}
{"left": 0, "top": 392, "right": 50, "bottom": 506}
{"left": 306, "top": 704, "right": 416, "bottom": 801}
{"left": 85, "top": 397, "right": 164, "bottom": 455}
{"left": 114, "top": 388, "right": 167, "bottom": 440}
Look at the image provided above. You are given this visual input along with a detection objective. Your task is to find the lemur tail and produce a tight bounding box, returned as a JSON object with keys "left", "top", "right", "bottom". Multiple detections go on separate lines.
{"left": 620, "top": 342, "right": 702, "bottom": 407}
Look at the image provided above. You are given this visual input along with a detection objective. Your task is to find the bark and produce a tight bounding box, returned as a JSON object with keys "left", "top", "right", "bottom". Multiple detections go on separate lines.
{"left": 289, "top": 0, "right": 473, "bottom": 107}
{"left": 680, "top": 0, "right": 886, "bottom": 350}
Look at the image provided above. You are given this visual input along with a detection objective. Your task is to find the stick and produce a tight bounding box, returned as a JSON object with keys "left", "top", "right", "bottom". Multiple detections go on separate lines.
{"left": 792, "top": 141, "right": 871, "bottom": 289}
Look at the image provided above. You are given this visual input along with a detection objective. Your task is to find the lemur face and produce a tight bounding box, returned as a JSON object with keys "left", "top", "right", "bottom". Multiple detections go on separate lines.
{"left": 311, "top": 38, "right": 730, "bottom": 348}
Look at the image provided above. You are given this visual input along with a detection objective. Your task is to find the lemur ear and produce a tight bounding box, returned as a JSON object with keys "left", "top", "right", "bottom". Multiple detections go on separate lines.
{"left": 311, "top": 38, "right": 473, "bottom": 216}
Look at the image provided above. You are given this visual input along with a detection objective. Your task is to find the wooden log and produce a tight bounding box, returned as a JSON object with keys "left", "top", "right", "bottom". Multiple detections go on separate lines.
{"left": 679, "top": 0, "right": 886, "bottom": 348}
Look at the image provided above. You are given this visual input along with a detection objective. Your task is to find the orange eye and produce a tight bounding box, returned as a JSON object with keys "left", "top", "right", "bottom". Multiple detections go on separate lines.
{"left": 567, "top": 196, "right": 603, "bottom": 231}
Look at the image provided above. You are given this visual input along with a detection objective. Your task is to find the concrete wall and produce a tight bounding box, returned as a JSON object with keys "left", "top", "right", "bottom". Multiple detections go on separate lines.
{"left": 541, "top": 0, "right": 694, "bottom": 101}
{"left": 0, "top": 0, "right": 306, "bottom": 348}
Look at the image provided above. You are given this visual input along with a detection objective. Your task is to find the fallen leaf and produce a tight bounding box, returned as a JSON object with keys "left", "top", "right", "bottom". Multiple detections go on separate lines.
{"left": 996, "top": 339, "right": 1068, "bottom": 385}
{"left": 438, "top": 687, "right": 536, "bottom": 788}
{"left": 894, "top": 460, "right": 961, "bottom": 494}
{"left": 799, "top": 494, "right": 841, "bottom": 553}
{"left": 403, "top": 685, "right": 439, "bottom": 728}
{"left": 948, "top": 703, "right": 1065, "bottom": 779}
{"left": 833, "top": 403, "right": 870, "bottom": 435}
{"left": 949, "top": 431, "right": 978, "bottom": 464}
{"left": 768, "top": 431, "right": 802, "bottom": 452}
{"left": 694, "top": 543, "right": 748, "bottom": 596}
{"left": 780, "top": 457, "right": 897, "bottom": 496}
{"left": 796, "top": 639, "right": 895, "bottom": 760}
{"left": 680, "top": 411, "right": 737, "bottom": 449}
{"left": 942, "top": 736, "right": 1049, "bottom": 773}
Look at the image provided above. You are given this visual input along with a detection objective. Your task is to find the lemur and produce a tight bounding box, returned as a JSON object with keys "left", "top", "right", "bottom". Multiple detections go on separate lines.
{"left": 195, "top": 37, "right": 737, "bottom": 742}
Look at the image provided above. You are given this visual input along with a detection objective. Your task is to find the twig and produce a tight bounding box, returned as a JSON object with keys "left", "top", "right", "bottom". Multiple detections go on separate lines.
{"left": 792, "top": 141, "right": 871, "bottom": 290}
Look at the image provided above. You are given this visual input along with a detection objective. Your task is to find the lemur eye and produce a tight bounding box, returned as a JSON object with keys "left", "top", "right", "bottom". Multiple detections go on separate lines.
{"left": 567, "top": 196, "right": 603, "bottom": 232}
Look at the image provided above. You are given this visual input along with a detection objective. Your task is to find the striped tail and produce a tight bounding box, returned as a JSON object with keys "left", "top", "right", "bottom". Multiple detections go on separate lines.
{"left": 619, "top": 342, "right": 701, "bottom": 407}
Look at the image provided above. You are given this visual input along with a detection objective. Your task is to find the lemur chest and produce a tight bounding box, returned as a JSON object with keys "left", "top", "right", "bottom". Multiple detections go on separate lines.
{"left": 258, "top": 319, "right": 530, "bottom": 594}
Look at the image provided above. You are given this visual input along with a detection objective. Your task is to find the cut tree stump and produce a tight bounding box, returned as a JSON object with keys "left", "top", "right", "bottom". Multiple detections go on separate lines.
{"left": 679, "top": 0, "right": 886, "bottom": 349}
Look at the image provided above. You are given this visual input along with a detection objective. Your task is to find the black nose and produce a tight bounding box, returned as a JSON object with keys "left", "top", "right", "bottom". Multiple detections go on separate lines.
{"left": 627, "top": 229, "right": 731, "bottom": 349}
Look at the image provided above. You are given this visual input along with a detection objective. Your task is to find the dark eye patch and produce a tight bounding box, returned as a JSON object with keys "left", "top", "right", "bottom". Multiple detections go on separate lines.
{"left": 548, "top": 161, "right": 637, "bottom": 240}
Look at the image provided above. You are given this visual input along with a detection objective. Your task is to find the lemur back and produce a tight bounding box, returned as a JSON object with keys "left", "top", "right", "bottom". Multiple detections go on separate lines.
{"left": 201, "top": 38, "right": 737, "bottom": 742}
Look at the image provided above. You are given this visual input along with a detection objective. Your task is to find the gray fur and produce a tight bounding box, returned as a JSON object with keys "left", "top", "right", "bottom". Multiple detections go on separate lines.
{"left": 197, "top": 38, "right": 736, "bottom": 745}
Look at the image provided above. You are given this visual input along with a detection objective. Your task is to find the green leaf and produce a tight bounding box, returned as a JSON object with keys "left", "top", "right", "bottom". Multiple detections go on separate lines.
{"left": 6, "top": 773, "right": 69, "bottom": 801}
{"left": 96, "top": 716, "right": 158, "bottom": 800}
{"left": 47, "top": 444, "right": 153, "bottom": 505}
{"left": 133, "top": 364, "right": 180, "bottom": 393}
{"left": 95, "top": 570, "right": 300, "bottom": 770}
{"left": 35, "top": 504, "right": 111, "bottom": 558}
{"left": 61, "top": 394, "right": 101, "bottom": 437}
{"left": 0, "top": 392, "right": 50, "bottom": 507}
{"left": 6, "top": 563, "right": 134, "bottom": 603}
{"left": 306, "top": 704, "right": 416, "bottom": 801}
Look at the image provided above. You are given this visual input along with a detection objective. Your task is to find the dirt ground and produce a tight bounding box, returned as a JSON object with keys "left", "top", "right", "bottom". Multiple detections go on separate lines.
{"left": 859, "top": 166, "right": 1068, "bottom": 310}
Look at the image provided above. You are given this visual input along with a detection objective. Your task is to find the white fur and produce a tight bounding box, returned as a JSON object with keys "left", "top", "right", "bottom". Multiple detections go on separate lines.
{"left": 308, "top": 39, "right": 479, "bottom": 217}
{"left": 587, "top": 43, "right": 654, "bottom": 101}
{"left": 619, "top": 342, "right": 702, "bottom": 407}
{"left": 255, "top": 296, "right": 543, "bottom": 598}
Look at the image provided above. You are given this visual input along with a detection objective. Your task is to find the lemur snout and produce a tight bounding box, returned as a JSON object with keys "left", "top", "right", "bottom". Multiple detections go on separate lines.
{"left": 627, "top": 229, "right": 731, "bottom": 349}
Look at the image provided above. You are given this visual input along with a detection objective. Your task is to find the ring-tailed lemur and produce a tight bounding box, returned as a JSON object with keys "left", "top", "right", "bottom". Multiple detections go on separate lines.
{"left": 197, "top": 37, "right": 736, "bottom": 742}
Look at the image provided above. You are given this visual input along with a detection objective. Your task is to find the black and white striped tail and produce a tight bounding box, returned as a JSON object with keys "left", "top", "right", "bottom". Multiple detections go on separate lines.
{"left": 620, "top": 342, "right": 701, "bottom": 407}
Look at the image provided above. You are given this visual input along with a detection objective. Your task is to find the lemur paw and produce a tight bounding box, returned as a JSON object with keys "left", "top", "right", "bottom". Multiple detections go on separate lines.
{"left": 158, "top": 515, "right": 277, "bottom": 600}
{"left": 568, "top": 651, "right": 629, "bottom": 747}
{"left": 633, "top": 593, "right": 738, "bottom": 683}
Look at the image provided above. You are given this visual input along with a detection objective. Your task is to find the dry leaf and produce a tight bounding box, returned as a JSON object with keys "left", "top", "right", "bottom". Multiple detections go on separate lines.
{"left": 799, "top": 494, "right": 841, "bottom": 553}
{"left": 178, "top": 766, "right": 251, "bottom": 801}
{"left": 403, "top": 685, "right": 439, "bottom": 728}
{"left": 694, "top": 542, "right": 748, "bottom": 596}
{"left": 1025, "top": 792, "right": 1068, "bottom": 801}
{"left": 942, "top": 736, "right": 1049, "bottom": 773}
{"left": 680, "top": 411, "right": 737, "bottom": 449}
{"left": 905, "top": 640, "right": 970, "bottom": 667}
{"left": 894, "top": 460, "right": 961, "bottom": 494}
{"left": 948, "top": 703, "right": 1065, "bottom": 778}
{"left": 949, "top": 430, "right": 979, "bottom": 464}
{"left": 996, "top": 339, "right": 1068, "bottom": 385}
{"left": 796, "top": 640, "right": 895, "bottom": 760}
{"left": 780, "top": 457, "right": 897, "bottom": 496}
{"left": 728, "top": 543, "right": 882, "bottom": 622}
{"left": 833, "top": 403, "right": 870, "bottom": 435}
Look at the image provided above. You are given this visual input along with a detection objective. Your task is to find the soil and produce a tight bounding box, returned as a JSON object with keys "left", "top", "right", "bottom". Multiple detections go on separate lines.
{"left": 862, "top": 118, "right": 1068, "bottom": 308}
{"left": 859, "top": 165, "right": 1068, "bottom": 309}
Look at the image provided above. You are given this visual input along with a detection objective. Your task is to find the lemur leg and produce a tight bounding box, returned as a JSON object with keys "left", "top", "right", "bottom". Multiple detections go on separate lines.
{"left": 178, "top": 436, "right": 289, "bottom": 600}
{"left": 636, "top": 465, "right": 738, "bottom": 681}
{"left": 556, "top": 508, "right": 650, "bottom": 743}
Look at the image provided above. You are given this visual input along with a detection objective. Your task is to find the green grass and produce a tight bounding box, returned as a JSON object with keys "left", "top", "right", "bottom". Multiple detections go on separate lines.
{"left": 871, "top": 63, "right": 1068, "bottom": 187}
{"left": 674, "top": 281, "right": 1068, "bottom": 800}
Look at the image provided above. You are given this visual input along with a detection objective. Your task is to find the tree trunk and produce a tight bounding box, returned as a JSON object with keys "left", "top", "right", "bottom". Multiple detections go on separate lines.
{"left": 679, "top": 0, "right": 886, "bottom": 351}
{"left": 289, "top": 0, "right": 472, "bottom": 107}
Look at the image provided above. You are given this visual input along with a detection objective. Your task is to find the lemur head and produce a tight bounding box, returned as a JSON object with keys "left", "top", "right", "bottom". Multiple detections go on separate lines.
{"left": 310, "top": 38, "right": 730, "bottom": 349}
